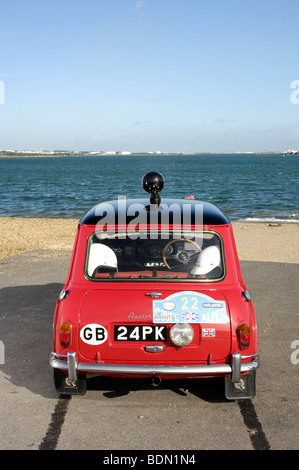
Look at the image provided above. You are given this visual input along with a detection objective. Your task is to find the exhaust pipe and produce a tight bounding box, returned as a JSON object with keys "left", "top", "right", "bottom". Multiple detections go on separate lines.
{"left": 152, "top": 376, "right": 162, "bottom": 387}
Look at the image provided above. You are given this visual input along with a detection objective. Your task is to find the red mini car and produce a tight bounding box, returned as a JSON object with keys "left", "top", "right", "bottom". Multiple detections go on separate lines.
{"left": 50, "top": 172, "right": 258, "bottom": 399}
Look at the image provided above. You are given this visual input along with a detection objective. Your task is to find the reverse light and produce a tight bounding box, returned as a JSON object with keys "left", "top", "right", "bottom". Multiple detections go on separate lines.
{"left": 170, "top": 323, "right": 194, "bottom": 347}
{"left": 237, "top": 322, "right": 250, "bottom": 350}
{"left": 59, "top": 321, "right": 72, "bottom": 348}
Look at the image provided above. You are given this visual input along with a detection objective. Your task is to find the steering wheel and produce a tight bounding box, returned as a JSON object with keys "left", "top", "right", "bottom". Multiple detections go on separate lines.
{"left": 162, "top": 238, "right": 202, "bottom": 269}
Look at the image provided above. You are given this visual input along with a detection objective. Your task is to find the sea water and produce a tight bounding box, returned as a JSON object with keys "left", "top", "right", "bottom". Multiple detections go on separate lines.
{"left": 0, "top": 153, "right": 298, "bottom": 222}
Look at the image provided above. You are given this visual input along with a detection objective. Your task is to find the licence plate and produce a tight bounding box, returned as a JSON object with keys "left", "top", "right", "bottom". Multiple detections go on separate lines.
{"left": 114, "top": 325, "right": 167, "bottom": 342}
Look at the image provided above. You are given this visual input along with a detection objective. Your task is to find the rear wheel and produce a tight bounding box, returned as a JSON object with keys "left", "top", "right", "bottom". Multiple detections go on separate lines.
{"left": 53, "top": 369, "right": 87, "bottom": 395}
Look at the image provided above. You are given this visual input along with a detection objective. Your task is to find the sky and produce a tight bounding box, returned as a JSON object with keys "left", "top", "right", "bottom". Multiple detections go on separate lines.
{"left": 1, "top": 0, "right": 299, "bottom": 153}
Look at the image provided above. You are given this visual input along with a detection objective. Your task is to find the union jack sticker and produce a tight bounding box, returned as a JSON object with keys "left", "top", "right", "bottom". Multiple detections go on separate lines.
{"left": 182, "top": 312, "right": 199, "bottom": 321}
{"left": 202, "top": 328, "right": 216, "bottom": 337}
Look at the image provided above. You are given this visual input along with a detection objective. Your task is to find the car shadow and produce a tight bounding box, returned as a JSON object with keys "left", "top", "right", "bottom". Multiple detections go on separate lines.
{"left": 86, "top": 375, "right": 227, "bottom": 403}
{"left": 0, "top": 283, "right": 63, "bottom": 399}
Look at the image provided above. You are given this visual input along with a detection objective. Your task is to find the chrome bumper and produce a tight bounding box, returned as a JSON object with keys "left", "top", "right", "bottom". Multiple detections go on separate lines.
{"left": 50, "top": 352, "right": 259, "bottom": 384}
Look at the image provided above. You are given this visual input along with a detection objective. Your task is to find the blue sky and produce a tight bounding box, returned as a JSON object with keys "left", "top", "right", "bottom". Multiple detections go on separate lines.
{"left": 1, "top": 0, "right": 299, "bottom": 153}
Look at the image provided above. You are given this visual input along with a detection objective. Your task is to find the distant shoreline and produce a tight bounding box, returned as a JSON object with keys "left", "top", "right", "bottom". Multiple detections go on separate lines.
{"left": 0, "top": 151, "right": 291, "bottom": 158}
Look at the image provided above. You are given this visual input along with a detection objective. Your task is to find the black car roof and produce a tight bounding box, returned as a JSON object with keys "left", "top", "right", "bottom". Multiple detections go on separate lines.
{"left": 79, "top": 198, "right": 230, "bottom": 226}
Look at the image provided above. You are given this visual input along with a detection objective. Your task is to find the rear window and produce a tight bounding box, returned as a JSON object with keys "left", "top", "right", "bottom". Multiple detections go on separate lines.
{"left": 85, "top": 229, "right": 225, "bottom": 282}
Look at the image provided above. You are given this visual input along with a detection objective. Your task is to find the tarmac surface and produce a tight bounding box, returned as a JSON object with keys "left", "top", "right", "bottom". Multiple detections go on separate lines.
{"left": 0, "top": 249, "right": 298, "bottom": 451}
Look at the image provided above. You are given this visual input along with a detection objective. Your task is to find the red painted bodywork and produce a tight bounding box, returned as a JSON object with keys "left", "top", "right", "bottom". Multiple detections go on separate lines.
{"left": 52, "top": 221, "right": 257, "bottom": 379}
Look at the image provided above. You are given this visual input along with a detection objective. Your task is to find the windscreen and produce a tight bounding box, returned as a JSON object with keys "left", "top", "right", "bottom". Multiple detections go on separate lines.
{"left": 85, "top": 230, "right": 224, "bottom": 281}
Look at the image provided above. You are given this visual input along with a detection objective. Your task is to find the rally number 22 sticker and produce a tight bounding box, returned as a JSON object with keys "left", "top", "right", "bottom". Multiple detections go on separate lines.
{"left": 80, "top": 323, "right": 108, "bottom": 345}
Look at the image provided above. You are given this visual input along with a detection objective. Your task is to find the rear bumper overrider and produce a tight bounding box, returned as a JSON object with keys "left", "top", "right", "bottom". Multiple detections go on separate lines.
{"left": 50, "top": 351, "right": 259, "bottom": 384}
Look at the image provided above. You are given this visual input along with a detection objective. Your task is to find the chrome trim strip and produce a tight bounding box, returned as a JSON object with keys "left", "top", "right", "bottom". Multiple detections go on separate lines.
{"left": 241, "top": 353, "right": 259, "bottom": 359}
{"left": 50, "top": 352, "right": 259, "bottom": 379}
{"left": 50, "top": 352, "right": 68, "bottom": 359}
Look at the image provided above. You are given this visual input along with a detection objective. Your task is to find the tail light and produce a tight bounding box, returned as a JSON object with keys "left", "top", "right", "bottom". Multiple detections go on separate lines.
{"left": 237, "top": 322, "right": 250, "bottom": 350}
{"left": 59, "top": 321, "right": 72, "bottom": 348}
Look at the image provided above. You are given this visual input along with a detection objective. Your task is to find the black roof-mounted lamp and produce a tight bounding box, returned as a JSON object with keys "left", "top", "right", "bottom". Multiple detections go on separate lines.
{"left": 142, "top": 171, "right": 165, "bottom": 206}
